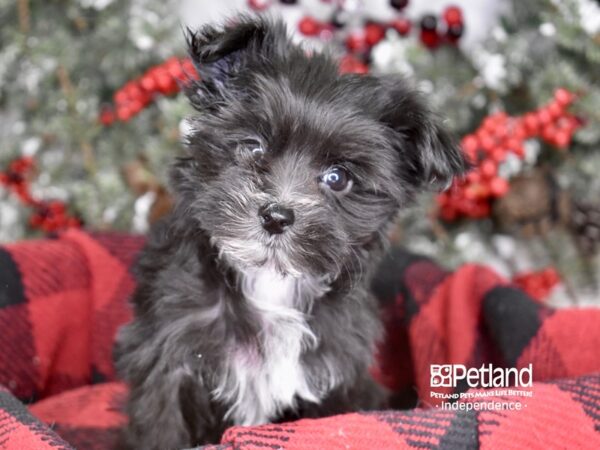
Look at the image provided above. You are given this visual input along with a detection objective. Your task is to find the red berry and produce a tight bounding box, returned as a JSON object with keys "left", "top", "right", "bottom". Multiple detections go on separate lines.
{"left": 479, "top": 133, "right": 496, "bottom": 152}
{"left": 542, "top": 124, "right": 557, "bottom": 142}
{"left": 491, "top": 147, "right": 506, "bottom": 163}
{"left": 140, "top": 74, "right": 157, "bottom": 92}
{"left": 124, "top": 82, "right": 143, "bottom": 101}
{"left": 505, "top": 138, "right": 521, "bottom": 153}
{"left": 463, "top": 185, "right": 478, "bottom": 200}
{"left": 548, "top": 101, "right": 563, "bottom": 119}
{"left": 364, "top": 23, "right": 386, "bottom": 46}
{"left": 462, "top": 135, "right": 478, "bottom": 151}
{"left": 114, "top": 89, "right": 128, "bottom": 105}
{"left": 156, "top": 70, "right": 176, "bottom": 94}
{"left": 443, "top": 6, "right": 463, "bottom": 26}
{"left": 478, "top": 184, "right": 491, "bottom": 199}
{"left": 345, "top": 32, "right": 367, "bottom": 53}
{"left": 523, "top": 113, "right": 540, "bottom": 134}
{"left": 129, "top": 99, "right": 143, "bottom": 113}
{"left": 99, "top": 108, "right": 115, "bottom": 126}
{"left": 117, "top": 106, "right": 132, "bottom": 121}
{"left": 136, "top": 89, "right": 151, "bottom": 106}
{"left": 554, "top": 88, "right": 574, "bottom": 107}
{"left": 490, "top": 122, "right": 507, "bottom": 140}
{"left": 49, "top": 201, "right": 65, "bottom": 214}
{"left": 10, "top": 157, "right": 34, "bottom": 173}
{"left": 248, "top": 0, "right": 271, "bottom": 10}
{"left": 537, "top": 108, "right": 553, "bottom": 126}
{"left": 299, "top": 16, "right": 321, "bottom": 36}
{"left": 166, "top": 58, "right": 184, "bottom": 80}
{"left": 480, "top": 159, "right": 497, "bottom": 179}
{"left": 489, "top": 177, "right": 509, "bottom": 197}
{"left": 466, "top": 171, "right": 481, "bottom": 184}
{"left": 339, "top": 55, "right": 368, "bottom": 74}
{"left": 420, "top": 30, "right": 440, "bottom": 48}
{"left": 554, "top": 130, "right": 571, "bottom": 148}
{"left": 390, "top": 17, "right": 411, "bottom": 36}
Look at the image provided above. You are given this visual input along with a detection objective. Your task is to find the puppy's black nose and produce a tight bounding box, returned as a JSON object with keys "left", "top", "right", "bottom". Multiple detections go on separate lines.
{"left": 259, "top": 203, "right": 295, "bottom": 235}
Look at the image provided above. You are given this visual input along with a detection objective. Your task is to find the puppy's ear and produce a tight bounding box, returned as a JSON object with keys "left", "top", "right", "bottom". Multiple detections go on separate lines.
{"left": 186, "top": 16, "right": 287, "bottom": 97}
{"left": 378, "top": 76, "right": 467, "bottom": 191}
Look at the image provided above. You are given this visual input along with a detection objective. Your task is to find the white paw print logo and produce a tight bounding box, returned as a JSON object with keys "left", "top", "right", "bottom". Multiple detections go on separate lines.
{"left": 430, "top": 365, "right": 453, "bottom": 387}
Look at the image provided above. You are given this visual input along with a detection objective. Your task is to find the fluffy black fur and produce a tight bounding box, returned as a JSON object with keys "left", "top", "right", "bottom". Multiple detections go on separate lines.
{"left": 115, "top": 16, "right": 466, "bottom": 450}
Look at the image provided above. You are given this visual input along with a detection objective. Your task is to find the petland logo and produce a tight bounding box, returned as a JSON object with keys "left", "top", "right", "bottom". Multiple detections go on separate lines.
{"left": 430, "top": 364, "right": 533, "bottom": 388}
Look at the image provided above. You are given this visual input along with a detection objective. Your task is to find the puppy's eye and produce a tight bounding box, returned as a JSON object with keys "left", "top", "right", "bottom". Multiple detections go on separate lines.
{"left": 242, "top": 140, "right": 266, "bottom": 166}
{"left": 251, "top": 146, "right": 265, "bottom": 162}
{"left": 321, "top": 166, "right": 352, "bottom": 192}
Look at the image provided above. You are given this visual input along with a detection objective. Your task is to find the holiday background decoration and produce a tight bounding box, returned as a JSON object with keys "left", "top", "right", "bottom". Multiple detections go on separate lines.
{"left": 2, "top": 0, "right": 600, "bottom": 305}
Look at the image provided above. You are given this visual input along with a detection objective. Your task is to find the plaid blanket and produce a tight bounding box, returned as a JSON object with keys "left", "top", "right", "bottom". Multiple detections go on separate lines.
{"left": 0, "top": 229, "right": 599, "bottom": 449}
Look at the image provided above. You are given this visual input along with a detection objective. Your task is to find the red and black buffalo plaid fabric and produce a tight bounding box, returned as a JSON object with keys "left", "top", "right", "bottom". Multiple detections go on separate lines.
{"left": 1, "top": 229, "right": 599, "bottom": 449}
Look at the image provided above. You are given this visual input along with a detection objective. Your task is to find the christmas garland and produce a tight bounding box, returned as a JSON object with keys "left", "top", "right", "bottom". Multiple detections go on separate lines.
{"left": 99, "top": 1, "right": 468, "bottom": 124}
{"left": 437, "top": 89, "right": 581, "bottom": 221}
{"left": 294, "top": 4, "right": 464, "bottom": 50}
{"left": 99, "top": 57, "right": 198, "bottom": 125}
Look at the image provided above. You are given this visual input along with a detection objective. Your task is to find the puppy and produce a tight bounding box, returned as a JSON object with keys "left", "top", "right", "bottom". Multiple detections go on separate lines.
{"left": 115, "top": 16, "right": 465, "bottom": 450}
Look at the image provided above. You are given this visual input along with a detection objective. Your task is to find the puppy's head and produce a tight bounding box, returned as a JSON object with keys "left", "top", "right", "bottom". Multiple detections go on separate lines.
{"left": 173, "top": 17, "right": 465, "bottom": 278}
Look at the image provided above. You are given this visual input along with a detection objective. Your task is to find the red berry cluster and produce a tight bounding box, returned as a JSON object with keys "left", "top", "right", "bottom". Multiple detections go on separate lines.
{"left": 29, "top": 201, "right": 80, "bottom": 233}
{"left": 343, "top": 22, "right": 391, "bottom": 53}
{"left": 0, "top": 156, "right": 81, "bottom": 232}
{"left": 513, "top": 267, "right": 561, "bottom": 302}
{"left": 0, "top": 157, "right": 36, "bottom": 205}
{"left": 420, "top": 6, "right": 464, "bottom": 49}
{"left": 102, "top": 4, "right": 466, "bottom": 112}
{"left": 100, "top": 57, "right": 198, "bottom": 125}
{"left": 295, "top": 4, "right": 464, "bottom": 60}
{"left": 437, "top": 89, "right": 580, "bottom": 222}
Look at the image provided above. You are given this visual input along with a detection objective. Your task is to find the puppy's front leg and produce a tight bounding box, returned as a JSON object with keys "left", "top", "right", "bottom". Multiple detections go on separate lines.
{"left": 119, "top": 362, "right": 222, "bottom": 450}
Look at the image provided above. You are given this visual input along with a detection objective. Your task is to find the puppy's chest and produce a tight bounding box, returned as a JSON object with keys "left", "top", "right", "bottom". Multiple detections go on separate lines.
{"left": 214, "top": 269, "right": 328, "bottom": 426}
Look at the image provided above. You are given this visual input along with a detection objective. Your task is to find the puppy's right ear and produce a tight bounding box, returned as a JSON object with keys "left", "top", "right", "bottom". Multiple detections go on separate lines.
{"left": 186, "top": 16, "right": 288, "bottom": 99}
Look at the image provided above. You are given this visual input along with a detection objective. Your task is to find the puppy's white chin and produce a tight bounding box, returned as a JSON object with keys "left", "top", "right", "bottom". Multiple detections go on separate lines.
{"left": 212, "top": 235, "right": 302, "bottom": 277}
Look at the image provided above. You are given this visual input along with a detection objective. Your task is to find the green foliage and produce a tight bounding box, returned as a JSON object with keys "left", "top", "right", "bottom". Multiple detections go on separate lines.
{"left": 0, "top": 0, "right": 185, "bottom": 239}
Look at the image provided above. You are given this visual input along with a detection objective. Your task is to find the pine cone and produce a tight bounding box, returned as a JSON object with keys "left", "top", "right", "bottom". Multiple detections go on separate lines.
{"left": 492, "top": 169, "right": 568, "bottom": 236}
{"left": 570, "top": 200, "right": 600, "bottom": 257}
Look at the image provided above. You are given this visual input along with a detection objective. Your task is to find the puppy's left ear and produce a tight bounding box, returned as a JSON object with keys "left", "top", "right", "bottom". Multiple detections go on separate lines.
{"left": 378, "top": 76, "right": 467, "bottom": 191}
{"left": 186, "top": 16, "right": 288, "bottom": 99}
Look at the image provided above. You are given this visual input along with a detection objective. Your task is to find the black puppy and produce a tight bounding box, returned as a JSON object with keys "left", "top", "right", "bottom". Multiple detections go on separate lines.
{"left": 115, "top": 16, "right": 465, "bottom": 449}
